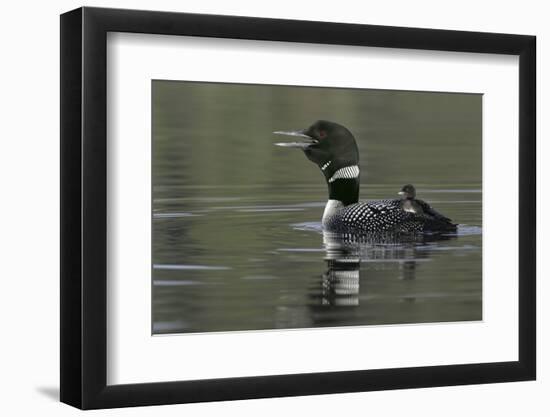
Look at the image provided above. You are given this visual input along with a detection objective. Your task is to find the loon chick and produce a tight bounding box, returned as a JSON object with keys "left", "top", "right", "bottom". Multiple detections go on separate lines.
{"left": 398, "top": 184, "right": 423, "bottom": 214}
{"left": 398, "top": 184, "right": 455, "bottom": 224}
{"left": 274, "top": 120, "right": 457, "bottom": 233}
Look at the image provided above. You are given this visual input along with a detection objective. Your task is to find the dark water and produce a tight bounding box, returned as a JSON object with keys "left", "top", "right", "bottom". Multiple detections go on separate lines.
{"left": 152, "top": 81, "right": 482, "bottom": 334}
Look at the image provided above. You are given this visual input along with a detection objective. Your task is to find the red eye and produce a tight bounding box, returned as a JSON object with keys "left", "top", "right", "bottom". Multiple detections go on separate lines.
{"left": 319, "top": 130, "right": 326, "bottom": 139}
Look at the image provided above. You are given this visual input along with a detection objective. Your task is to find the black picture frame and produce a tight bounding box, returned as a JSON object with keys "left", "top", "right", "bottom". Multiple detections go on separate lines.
{"left": 60, "top": 6, "right": 536, "bottom": 410}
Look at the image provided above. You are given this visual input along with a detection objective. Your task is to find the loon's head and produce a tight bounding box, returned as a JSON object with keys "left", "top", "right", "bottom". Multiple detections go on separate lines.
{"left": 274, "top": 120, "right": 360, "bottom": 205}
{"left": 274, "top": 120, "right": 359, "bottom": 171}
{"left": 398, "top": 184, "right": 416, "bottom": 200}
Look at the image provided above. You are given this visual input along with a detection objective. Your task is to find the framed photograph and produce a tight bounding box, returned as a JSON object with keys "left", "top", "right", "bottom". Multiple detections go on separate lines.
{"left": 60, "top": 6, "right": 536, "bottom": 409}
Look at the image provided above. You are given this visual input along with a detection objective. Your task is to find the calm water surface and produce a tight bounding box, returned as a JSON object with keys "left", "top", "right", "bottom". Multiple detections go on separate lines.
{"left": 152, "top": 185, "right": 482, "bottom": 334}
{"left": 152, "top": 81, "right": 482, "bottom": 334}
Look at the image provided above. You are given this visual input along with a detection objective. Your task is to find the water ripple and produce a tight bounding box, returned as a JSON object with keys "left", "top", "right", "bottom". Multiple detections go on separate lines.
{"left": 153, "top": 264, "right": 231, "bottom": 271}
{"left": 153, "top": 212, "right": 203, "bottom": 218}
{"left": 291, "top": 221, "right": 323, "bottom": 232}
{"left": 154, "top": 280, "right": 206, "bottom": 286}
{"left": 277, "top": 248, "right": 325, "bottom": 253}
{"left": 238, "top": 208, "right": 305, "bottom": 213}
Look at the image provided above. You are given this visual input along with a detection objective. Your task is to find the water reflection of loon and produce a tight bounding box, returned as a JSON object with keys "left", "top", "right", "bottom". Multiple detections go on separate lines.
{"left": 274, "top": 120, "right": 457, "bottom": 233}
{"left": 314, "top": 231, "right": 457, "bottom": 308}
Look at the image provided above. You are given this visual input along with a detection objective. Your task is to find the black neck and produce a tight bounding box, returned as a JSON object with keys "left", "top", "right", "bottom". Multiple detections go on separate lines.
{"left": 327, "top": 178, "right": 360, "bottom": 206}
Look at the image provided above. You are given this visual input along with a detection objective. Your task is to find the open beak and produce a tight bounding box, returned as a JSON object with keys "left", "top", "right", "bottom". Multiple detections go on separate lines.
{"left": 273, "top": 130, "right": 319, "bottom": 149}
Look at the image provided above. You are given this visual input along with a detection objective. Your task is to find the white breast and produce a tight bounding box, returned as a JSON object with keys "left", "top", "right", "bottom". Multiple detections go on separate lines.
{"left": 322, "top": 199, "right": 344, "bottom": 226}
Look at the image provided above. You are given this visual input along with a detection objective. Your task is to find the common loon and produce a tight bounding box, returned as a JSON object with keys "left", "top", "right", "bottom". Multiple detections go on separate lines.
{"left": 398, "top": 184, "right": 453, "bottom": 223}
{"left": 398, "top": 184, "right": 424, "bottom": 214}
{"left": 274, "top": 120, "right": 457, "bottom": 234}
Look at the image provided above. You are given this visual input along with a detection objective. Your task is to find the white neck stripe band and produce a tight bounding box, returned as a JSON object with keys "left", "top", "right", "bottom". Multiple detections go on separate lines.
{"left": 328, "top": 165, "right": 360, "bottom": 183}
{"left": 321, "top": 160, "right": 332, "bottom": 171}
